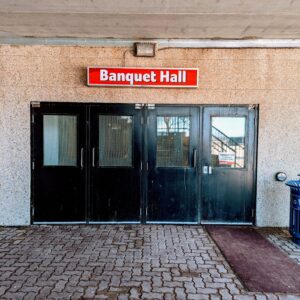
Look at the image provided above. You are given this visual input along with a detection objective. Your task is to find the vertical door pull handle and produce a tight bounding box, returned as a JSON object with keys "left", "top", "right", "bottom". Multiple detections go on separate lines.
{"left": 193, "top": 149, "right": 197, "bottom": 168}
{"left": 203, "top": 166, "right": 208, "bottom": 174}
{"left": 80, "top": 148, "right": 84, "bottom": 169}
{"left": 208, "top": 166, "right": 212, "bottom": 174}
{"left": 92, "top": 147, "right": 95, "bottom": 167}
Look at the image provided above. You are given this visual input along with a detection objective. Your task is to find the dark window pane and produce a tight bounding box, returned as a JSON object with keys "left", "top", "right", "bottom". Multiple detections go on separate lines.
{"left": 99, "top": 115, "right": 133, "bottom": 167}
{"left": 156, "top": 116, "right": 190, "bottom": 167}
{"left": 43, "top": 115, "right": 77, "bottom": 166}
{"left": 211, "top": 117, "right": 246, "bottom": 168}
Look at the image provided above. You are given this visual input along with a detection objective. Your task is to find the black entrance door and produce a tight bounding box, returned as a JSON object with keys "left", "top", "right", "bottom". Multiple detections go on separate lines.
{"left": 146, "top": 106, "right": 200, "bottom": 223}
{"left": 32, "top": 103, "right": 86, "bottom": 222}
{"left": 32, "top": 103, "right": 256, "bottom": 224}
{"left": 201, "top": 106, "right": 257, "bottom": 223}
{"left": 89, "top": 104, "right": 142, "bottom": 222}
{"left": 32, "top": 103, "right": 142, "bottom": 223}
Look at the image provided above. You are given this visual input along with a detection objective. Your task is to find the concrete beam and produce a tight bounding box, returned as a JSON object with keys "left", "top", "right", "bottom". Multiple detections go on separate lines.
{"left": 0, "top": 1, "right": 299, "bottom": 39}
{"left": 0, "top": 13, "right": 299, "bottom": 39}
{"left": 0, "top": 0, "right": 299, "bottom": 14}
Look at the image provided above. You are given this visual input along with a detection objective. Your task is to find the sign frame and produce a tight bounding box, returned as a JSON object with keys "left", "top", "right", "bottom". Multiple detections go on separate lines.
{"left": 87, "top": 66, "right": 199, "bottom": 88}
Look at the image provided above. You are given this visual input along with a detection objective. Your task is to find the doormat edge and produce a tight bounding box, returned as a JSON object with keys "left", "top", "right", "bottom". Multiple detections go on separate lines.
{"left": 204, "top": 225, "right": 250, "bottom": 292}
{"left": 204, "top": 225, "right": 300, "bottom": 294}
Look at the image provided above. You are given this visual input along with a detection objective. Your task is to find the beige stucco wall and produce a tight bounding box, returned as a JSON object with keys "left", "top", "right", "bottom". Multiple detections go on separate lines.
{"left": 0, "top": 45, "right": 299, "bottom": 226}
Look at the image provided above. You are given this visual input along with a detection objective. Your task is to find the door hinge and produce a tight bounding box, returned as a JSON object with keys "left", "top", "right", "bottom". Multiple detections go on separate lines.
{"left": 141, "top": 116, "right": 144, "bottom": 125}
{"left": 32, "top": 161, "right": 35, "bottom": 170}
{"left": 31, "top": 102, "right": 40, "bottom": 108}
{"left": 251, "top": 209, "right": 255, "bottom": 218}
{"left": 135, "top": 103, "right": 143, "bottom": 110}
{"left": 31, "top": 207, "right": 34, "bottom": 217}
{"left": 147, "top": 104, "right": 155, "bottom": 110}
{"left": 140, "top": 162, "right": 148, "bottom": 170}
{"left": 31, "top": 114, "right": 35, "bottom": 124}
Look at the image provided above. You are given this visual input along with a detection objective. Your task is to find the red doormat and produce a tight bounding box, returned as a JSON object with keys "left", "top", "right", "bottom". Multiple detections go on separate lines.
{"left": 206, "top": 226, "right": 300, "bottom": 293}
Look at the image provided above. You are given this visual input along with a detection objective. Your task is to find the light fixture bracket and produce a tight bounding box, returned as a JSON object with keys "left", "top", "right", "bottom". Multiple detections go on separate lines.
{"left": 134, "top": 42, "right": 156, "bottom": 57}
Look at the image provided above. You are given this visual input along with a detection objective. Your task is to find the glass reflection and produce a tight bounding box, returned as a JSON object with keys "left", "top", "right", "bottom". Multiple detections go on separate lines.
{"left": 43, "top": 115, "right": 77, "bottom": 166}
{"left": 99, "top": 115, "right": 133, "bottom": 167}
{"left": 157, "top": 116, "right": 190, "bottom": 167}
{"left": 211, "top": 117, "right": 246, "bottom": 168}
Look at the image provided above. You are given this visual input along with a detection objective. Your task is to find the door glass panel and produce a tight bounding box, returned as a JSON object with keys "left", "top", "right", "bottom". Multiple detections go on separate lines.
{"left": 43, "top": 115, "right": 77, "bottom": 166}
{"left": 98, "top": 115, "right": 133, "bottom": 167}
{"left": 156, "top": 116, "right": 190, "bottom": 167}
{"left": 211, "top": 117, "right": 246, "bottom": 168}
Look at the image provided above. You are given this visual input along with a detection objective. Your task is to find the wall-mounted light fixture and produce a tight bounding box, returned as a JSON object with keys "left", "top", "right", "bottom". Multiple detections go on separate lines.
{"left": 134, "top": 42, "right": 156, "bottom": 57}
{"left": 275, "top": 172, "right": 287, "bottom": 182}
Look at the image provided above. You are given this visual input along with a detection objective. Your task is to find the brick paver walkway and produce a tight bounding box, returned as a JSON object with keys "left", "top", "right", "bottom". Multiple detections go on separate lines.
{"left": 0, "top": 225, "right": 299, "bottom": 300}
{"left": 259, "top": 227, "right": 300, "bottom": 264}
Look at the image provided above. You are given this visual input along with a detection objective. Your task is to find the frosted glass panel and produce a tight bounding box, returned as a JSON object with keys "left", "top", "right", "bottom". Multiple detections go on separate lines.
{"left": 99, "top": 115, "right": 133, "bottom": 167}
{"left": 43, "top": 115, "right": 77, "bottom": 166}
{"left": 211, "top": 117, "right": 246, "bottom": 168}
{"left": 156, "top": 116, "right": 190, "bottom": 167}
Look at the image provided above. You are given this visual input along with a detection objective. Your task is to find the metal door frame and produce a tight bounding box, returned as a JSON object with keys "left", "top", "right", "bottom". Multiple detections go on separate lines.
{"left": 30, "top": 102, "right": 258, "bottom": 225}
{"left": 88, "top": 103, "right": 143, "bottom": 223}
{"left": 31, "top": 102, "right": 88, "bottom": 224}
{"left": 144, "top": 105, "right": 201, "bottom": 224}
{"left": 199, "top": 104, "right": 258, "bottom": 225}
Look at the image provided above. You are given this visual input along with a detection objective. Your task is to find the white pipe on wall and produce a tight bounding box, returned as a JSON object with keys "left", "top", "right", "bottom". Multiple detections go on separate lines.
{"left": 1, "top": 37, "right": 300, "bottom": 48}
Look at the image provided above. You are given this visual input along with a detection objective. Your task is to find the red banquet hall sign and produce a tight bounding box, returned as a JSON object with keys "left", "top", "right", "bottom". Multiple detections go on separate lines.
{"left": 87, "top": 67, "right": 199, "bottom": 88}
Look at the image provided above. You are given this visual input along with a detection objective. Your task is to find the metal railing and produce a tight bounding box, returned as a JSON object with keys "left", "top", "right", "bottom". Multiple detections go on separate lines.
{"left": 211, "top": 126, "right": 244, "bottom": 168}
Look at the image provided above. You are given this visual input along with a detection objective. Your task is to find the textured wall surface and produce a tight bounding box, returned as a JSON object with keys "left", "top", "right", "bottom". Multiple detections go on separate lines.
{"left": 0, "top": 45, "right": 299, "bottom": 226}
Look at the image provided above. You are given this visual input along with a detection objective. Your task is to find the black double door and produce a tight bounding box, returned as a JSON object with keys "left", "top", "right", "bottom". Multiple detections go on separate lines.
{"left": 32, "top": 103, "right": 256, "bottom": 224}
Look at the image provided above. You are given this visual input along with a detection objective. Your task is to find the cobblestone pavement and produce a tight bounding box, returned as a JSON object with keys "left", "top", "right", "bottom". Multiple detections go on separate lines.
{"left": 258, "top": 228, "right": 300, "bottom": 264}
{"left": 0, "top": 225, "right": 300, "bottom": 300}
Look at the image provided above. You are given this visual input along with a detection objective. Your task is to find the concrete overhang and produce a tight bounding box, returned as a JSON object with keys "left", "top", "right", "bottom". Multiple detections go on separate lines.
{"left": 0, "top": 0, "right": 299, "bottom": 40}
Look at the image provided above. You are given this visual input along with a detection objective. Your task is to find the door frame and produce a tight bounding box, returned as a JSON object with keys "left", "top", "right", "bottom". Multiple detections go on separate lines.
{"left": 145, "top": 105, "right": 201, "bottom": 224}
{"left": 199, "top": 104, "right": 258, "bottom": 225}
{"left": 88, "top": 103, "right": 143, "bottom": 224}
{"left": 30, "top": 102, "right": 89, "bottom": 224}
{"left": 30, "top": 102, "right": 258, "bottom": 225}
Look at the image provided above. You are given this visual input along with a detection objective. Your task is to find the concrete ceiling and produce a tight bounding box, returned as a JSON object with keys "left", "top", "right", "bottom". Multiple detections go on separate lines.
{"left": 0, "top": 0, "right": 300, "bottom": 39}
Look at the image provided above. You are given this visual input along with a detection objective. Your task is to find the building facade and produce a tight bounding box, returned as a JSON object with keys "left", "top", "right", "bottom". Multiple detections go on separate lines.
{"left": 0, "top": 44, "right": 299, "bottom": 226}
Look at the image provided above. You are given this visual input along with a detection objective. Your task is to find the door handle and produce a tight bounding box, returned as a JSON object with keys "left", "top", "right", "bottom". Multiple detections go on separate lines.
{"left": 202, "top": 165, "right": 213, "bottom": 175}
{"left": 193, "top": 149, "right": 197, "bottom": 168}
{"left": 80, "top": 148, "right": 84, "bottom": 169}
{"left": 92, "top": 147, "right": 96, "bottom": 167}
